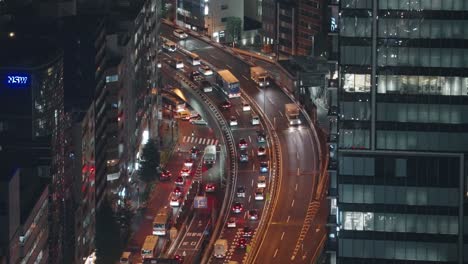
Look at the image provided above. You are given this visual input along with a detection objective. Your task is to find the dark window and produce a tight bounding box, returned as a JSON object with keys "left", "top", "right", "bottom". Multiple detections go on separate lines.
{"left": 221, "top": 17, "right": 227, "bottom": 22}
{"left": 221, "top": 4, "right": 228, "bottom": 10}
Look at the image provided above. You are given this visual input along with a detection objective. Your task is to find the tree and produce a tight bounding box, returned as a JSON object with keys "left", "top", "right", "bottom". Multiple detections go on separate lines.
{"left": 139, "top": 139, "right": 160, "bottom": 183}
{"left": 225, "top": 17, "right": 242, "bottom": 44}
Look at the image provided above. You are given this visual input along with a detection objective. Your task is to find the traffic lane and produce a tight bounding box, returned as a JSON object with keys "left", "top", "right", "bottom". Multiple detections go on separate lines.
{"left": 299, "top": 198, "right": 329, "bottom": 263}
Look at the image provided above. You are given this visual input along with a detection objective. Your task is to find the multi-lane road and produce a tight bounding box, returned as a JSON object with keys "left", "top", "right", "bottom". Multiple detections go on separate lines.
{"left": 160, "top": 23, "right": 328, "bottom": 264}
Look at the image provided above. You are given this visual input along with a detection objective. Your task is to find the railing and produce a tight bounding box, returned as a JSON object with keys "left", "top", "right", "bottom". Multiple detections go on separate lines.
{"left": 170, "top": 70, "right": 238, "bottom": 264}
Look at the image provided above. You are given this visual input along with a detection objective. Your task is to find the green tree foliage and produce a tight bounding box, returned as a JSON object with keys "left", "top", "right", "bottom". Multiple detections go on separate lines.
{"left": 225, "top": 17, "right": 242, "bottom": 43}
{"left": 95, "top": 199, "right": 123, "bottom": 264}
{"left": 139, "top": 139, "right": 160, "bottom": 183}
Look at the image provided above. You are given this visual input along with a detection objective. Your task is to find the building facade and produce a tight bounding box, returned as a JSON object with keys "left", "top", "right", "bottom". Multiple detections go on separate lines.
{"left": 330, "top": 0, "right": 468, "bottom": 263}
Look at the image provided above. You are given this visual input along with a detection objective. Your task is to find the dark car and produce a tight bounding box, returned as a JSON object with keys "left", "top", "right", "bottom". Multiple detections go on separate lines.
{"left": 238, "top": 138, "right": 248, "bottom": 149}
{"left": 191, "top": 71, "right": 205, "bottom": 82}
{"left": 159, "top": 169, "right": 172, "bottom": 181}
{"left": 239, "top": 150, "right": 249, "bottom": 163}
{"left": 205, "top": 183, "right": 216, "bottom": 193}
{"left": 257, "top": 131, "right": 266, "bottom": 143}
{"left": 232, "top": 202, "right": 243, "bottom": 213}
{"left": 259, "top": 161, "right": 269, "bottom": 173}
{"left": 242, "top": 226, "right": 253, "bottom": 237}
{"left": 236, "top": 186, "right": 246, "bottom": 198}
{"left": 220, "top": 100, "right": 232, "bottom": 110}
{"left": 190, "top": 146, "right": 200, "bottom": 158}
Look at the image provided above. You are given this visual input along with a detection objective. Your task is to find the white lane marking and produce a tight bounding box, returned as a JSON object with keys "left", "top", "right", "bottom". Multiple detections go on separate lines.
{"left": 281, "top": 232, "right": 285, "bottom": 240}
{"left": 251, "top": 179, "right": 254, "bottom": 187}
{"left": 291, "top": 200, "right": 295, "bottom": 207}
{"left": 235, "top": 109, "right": 240, "bottom": 116}
{"left": 256, "top": 86, "right": 261, "bottom": 92}
{"left": 252, "top": 149, "right": 255, "bottom": 157}
{"left": 183, "top": 136, "right": 187, "bottom": 142}
{"left": 273, "top": 248, "right": 279, "bottom": 258}
{"left": 214, "top": 139, "right": 219, "bottom": 145}
{"left": 295, "top": 184, "right": 298, "bottom": 191}
{"left": 248, "top": 135, "right": 252, "bottom": 142}
{"left": 296, "top": 152, "right": 300, "bottom": 160}
{"left": 190, "top": 137, "right": 195, "bottom": 143}
{"left": 207, "top": 139, "right": 213, "bottom": 145}
{"left": 242, "top": 75, "right": 249, "bottom": 80}
{"left": 202, "top": 138, "right": 206, "bottom": 144}
{"left": 278, "top": 111, "right": 284, "bottom": 117}
{"left": 248, "top": 195, "right": 251, "bottom": 203}
{"left": 198, "top": 138, "right": 203, "bottom": 144}
{"left": 252, "top": 164, "right": 256, "bottom": 171}
{"left": 287, "top": 216, "right": 290, "bottom": 223}
{"left": 297, "top": 167, "right": 300, "bottom": 176}
{"left": 268, "top": 96, "right": 274, "bottom": 105}
{"left": 226, "top": 64, "right": 233, "bottom": 69}
{"left": 244, "top": 211, "right": 248, "bottom": 219}
{"left": 209, "top": 54, "right": 217, "bottom": 60}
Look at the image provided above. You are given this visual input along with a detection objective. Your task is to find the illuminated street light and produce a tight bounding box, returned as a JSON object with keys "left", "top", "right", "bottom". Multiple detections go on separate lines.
{"left": 8, "top": 32, "right": 15, "bottom": 38}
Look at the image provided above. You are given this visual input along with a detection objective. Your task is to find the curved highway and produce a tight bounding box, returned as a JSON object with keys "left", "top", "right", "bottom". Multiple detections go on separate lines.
{"left": 160, "top": 23, "right": 327, "bottom": 264}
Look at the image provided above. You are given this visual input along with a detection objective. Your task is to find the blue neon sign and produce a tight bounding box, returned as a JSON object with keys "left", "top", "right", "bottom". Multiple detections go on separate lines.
{"left": 4, "top": 74, "right": 30, "bottom": 88}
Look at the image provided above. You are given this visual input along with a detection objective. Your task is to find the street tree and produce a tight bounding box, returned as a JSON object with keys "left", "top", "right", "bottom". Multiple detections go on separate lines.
{"left": 139, "top": 139, "right": 160, "bottom": 183}
{"left": 225, "top": 17, "right": 242, "bottom": 44}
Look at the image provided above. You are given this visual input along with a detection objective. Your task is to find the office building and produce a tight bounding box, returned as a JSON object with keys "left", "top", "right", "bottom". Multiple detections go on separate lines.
{"left": 330, "top": 0, "right": 468, "bottom": 263}
{"left": 177, "top": 0, "right": 243, "bottom": 41}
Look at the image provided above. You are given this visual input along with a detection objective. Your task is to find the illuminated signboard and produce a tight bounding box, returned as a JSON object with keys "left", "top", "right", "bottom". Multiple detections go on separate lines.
{"left": 3, "top": 74, "right": 30, "bottom": 88}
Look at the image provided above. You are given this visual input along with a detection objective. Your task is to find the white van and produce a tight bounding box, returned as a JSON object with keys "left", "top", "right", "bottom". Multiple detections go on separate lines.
{"left": 251, "top": 114, "right": 260, "bottom": 125}
{"left": 120, "top": 252, "right": 131, "bottom": 264}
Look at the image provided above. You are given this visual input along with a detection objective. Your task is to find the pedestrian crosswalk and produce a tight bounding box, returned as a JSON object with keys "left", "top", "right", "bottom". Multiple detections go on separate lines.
{"left": 182, "top": 136, "right": 218, "bottom": 146}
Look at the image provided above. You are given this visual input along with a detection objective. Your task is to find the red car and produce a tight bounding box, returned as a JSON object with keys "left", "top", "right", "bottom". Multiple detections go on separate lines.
{"left": 205, "top": 183, "right": 216, "bottom": 193}
{"left": 232, "top": 202, "right": 243, "bottom": 213}
{"left": 173, "top": 186, "right": 182, "bottom": 196}
{"left": 220, "top": 100, "right": 232, "bottom": 110}
{"left": 175, "top": 176, "right": 184, "bottom": 185}
{"left": 238, "top": 138, "right": 248, "bottom": 149}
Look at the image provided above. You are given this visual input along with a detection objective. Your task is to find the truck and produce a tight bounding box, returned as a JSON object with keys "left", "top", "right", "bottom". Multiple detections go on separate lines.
{"left": 250, "top": 66, "right": 269, "bottom": 87}
{"left": 213, "top": 239, "right": 228, "bottom": 258}
{"left": 215, "top": 70, "right": 240, "bottom": 98}
{"left": 285, "top": 103, "right": 301, "bottom": 125}
{"left": 204, "top": 145, "right": 216, "bottom": 165}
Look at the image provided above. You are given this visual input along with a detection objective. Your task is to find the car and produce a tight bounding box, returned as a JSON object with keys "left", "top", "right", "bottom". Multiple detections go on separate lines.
{"left": 227, "top": 217, "right": 237, "bottom": 228}
{"left": 184, "top": 158, "right": 194, "bottom": 168}
{"left": 257, "top": 131, "right": 266, "bottom": 143}
{"left": 237, "top": 238, "right": 247, "bottom": 249}
{"left": 175, "top": 176, "right": 185, "bottom": 185}
{"left": 173, "top": 29, "right": 188, "bottom": 39}
{"left": 257, "top": 176, "right": 266, "bottom": 188}
{"left": 170, "top": 195, "right": 181, "bottom": 207}
{"left": 229, "top": 116, "right": 238, "bottom": 126}
{"left": 257, "top": 146, "right": 266, "bottom": 156}
{"left": 173, "top": 186, "right": 182, "bottom": 196}
{"left": 259, "top": 161, "right": 269, "bottom": 173}
{"left": 239, "top": 150, "right": 249, "bottom": 163}
{"left": 205, "top": 183, "right": 216, "bottom": 193}
{"left": 254, "top": 188, "right": 265, "bottom": 201}
{"left": 190, "top": 71, "right": 205, "bottom": 82}
{"left": 251, "top": 114, "right": 260, "bottom": 125}
{"left": 198, "top": 65, "right": 213, "bottom": 76}
{"left": 238, "top": 138, "right": 248, "bottom": 149}
{"left": 190, "top": 115, "right": 208, "bottom": 125}
{"left": 180, "top": 167, "right": 191, "bottom": 177}
{"left": 242, "top": 102, "right": 251, "bottom": 112}
{"left": 190, "top": 146, "right": 200, "bottom": 158}
{"left": 174, "top": 254, "right": 184, "bottom": 263}
{"left": 242, "top": 226, "right": 253, "bottom": 237}
{"left": 200, "top": 80, "right": 213, "bottom": 92}
{"left": 232, "top": 202, "right": 243, "bottom": 213}
{"left": 170, "top": 59, "right": 184, "bottom": 69}
{"left": 248, "top": 209, "right": 259, "bottom": 220}
{"left": 236, "top": 186, "right": 246, "bottom": 198}
{"left": 159, "top": 169, "right": 172, "bottom": 181}
{"left": 220, "top": 100, "right": 232, "bottom": 110}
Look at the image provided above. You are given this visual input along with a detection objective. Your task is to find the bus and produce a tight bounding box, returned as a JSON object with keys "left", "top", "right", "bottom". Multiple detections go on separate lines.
{"left": 162, "top": 93, "right": 186, "bottom": 113}
{"left": 187, "top": 52, "right": 201, "bottom": 66}
{"left": 153, "top": 207, "right": 172, "bottom": 236}
{"left": 141, "top": 235, "right": 159, "bottom": 259}
{"left": 215, "top": 70, "right": 240, "bottom": 98}
{"left": 162, "top": 39, "right": 177, "bottom": 52}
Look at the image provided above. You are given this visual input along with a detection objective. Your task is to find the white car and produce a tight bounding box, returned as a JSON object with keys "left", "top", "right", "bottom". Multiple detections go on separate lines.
{"left": 170, "top": 195, "right": 181, "bottom": 207}
{"left": 175, "top": 59, "right": 184, "bottom": 69}
{"left": 251, "top": 114, "right": 260, "bottom": 125}
{"left": 254, "top": 188, "right": 265, "bottom": 201}
{"left": 227, "top": 217, "right": 237, "bottom": 228}
{"left": 257, "top": 146, "right": 266, "bottom": 156}
{"left": 198, "top": 65, "right": 213, "bottom": 76}
{"left": 257, "top": 176, "right": 266, "bottom": 188}
{"left": 229, "top": 116, "right": 238, "bottom": 126}
{"left": 173, "top": 29, "right": 188, "bottom": 39}
{"left": 242, "top": 103, "right": 251, "bottom": 112}
{"left": 190, "top": 116, "right": 208, "bottom": 125}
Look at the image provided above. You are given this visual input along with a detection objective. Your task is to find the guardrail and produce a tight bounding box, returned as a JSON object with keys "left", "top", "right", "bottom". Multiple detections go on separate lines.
{"left": 169, "top": 70, "right": 239, "bottom": 264}
{"left": 240, "top": 91, "right": 282, "bottom": 264}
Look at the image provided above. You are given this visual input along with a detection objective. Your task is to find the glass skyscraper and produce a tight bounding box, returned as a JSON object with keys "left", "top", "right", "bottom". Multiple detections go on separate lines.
{"left": 332, "top": 0, "right": 468, "bottom": 263}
